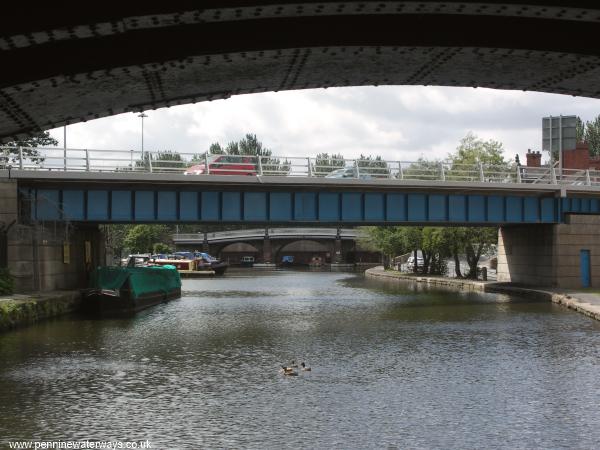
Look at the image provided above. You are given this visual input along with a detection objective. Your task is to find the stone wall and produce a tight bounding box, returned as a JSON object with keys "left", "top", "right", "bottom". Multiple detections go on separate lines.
{"left": 7, "top": 223, "right": 105, "bottom": 292}
{"left": 497, "top": 214, "right": 600, "bottom": 288}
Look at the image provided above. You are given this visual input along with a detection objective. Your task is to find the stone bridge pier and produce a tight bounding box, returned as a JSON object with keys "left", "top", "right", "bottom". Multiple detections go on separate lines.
{"left": 1, "top": 179, "right": 105, "bottom": 292}
{"left": 497, "top": 215, "right": 600, "bottom": 289}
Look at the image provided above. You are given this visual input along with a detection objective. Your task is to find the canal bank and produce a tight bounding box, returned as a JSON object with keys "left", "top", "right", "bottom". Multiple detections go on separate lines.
{"left": 0, "top": 291, "right": 80, "bottom": 332}
{"left": 365, "top": 266, "right": 600, "bottom": 321}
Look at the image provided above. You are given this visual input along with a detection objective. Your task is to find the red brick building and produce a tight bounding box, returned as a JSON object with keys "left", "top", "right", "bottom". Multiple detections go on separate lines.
{"left": 525, "top": 143, "right": 600, "bottom": 170}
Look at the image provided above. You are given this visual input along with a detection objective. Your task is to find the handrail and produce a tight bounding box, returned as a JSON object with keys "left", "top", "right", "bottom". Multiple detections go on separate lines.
{"left": 1, "top": 145, "right": 599, "bottom": 187}
{"left": 173, "top": 228, "right": 363, "bottom": 241}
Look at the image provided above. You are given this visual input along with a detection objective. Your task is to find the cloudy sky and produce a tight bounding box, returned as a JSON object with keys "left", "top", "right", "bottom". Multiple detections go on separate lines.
{"left": 48, "top": 86, "right": 600, "bottom": 164}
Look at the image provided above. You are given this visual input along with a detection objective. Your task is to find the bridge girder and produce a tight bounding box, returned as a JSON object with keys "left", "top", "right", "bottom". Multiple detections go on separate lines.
{"left": 2, "top": 2, "right": 600, "bottom": 142}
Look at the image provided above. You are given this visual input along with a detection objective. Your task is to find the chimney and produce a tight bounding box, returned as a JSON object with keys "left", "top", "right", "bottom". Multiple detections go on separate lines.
{"left": 525, "top": 149, "right": 541, "bottom": 167}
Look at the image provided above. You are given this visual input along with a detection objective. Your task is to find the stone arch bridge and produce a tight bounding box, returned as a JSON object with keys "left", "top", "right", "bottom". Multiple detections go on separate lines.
{"left": 172, "top": 227, "right": 379, "bottom": 264}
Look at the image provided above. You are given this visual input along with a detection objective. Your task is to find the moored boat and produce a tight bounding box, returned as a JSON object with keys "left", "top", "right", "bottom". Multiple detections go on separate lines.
{"left": 82, "top": 265, "right": 182, "bottom": 315}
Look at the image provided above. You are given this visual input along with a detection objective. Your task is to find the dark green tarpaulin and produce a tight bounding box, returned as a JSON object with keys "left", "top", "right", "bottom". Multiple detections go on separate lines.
{"left": 89, "top": 266, "right": 181, "bottom": 299}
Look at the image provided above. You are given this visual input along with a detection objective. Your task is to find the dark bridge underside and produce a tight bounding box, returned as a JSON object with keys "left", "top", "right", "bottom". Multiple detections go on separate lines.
{"left": 2, "top": 1, "right": 600, "bottom": 142}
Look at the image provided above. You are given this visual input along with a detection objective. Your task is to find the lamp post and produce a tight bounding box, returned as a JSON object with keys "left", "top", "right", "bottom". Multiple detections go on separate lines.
{"left": 138, "top": 112, "right": 148, "bottom": 160}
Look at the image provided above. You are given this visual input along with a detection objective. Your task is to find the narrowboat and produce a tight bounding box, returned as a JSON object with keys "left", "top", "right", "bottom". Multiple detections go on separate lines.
{"left": 82, "top": 265, "right": 182, "bottom": 315}
{"left": 151, "top": 251, "right": 228, "bottom": 275}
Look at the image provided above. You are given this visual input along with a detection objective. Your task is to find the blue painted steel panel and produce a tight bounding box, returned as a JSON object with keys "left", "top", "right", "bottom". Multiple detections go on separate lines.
{"left": 561, "top": 198, "right": 570, "bottom": 213}
{"left": 111, "top": 191, "right": 132, "bottom": 221}
{"left": 179, "top": 192, "right": 199, "bottom": 221}
{"left": 487, "top": 196, "right": 504, "bottom": 223}
{"left": 319, "top": 193, "right": 340, "bottom": 221}
{"left": 581, "top": 198, "right": 591, "bottom": 213}
{"left": 342, "top": 193, "right": 362, "bottom": 221}
{"left": 386, "top": 194, "right": 406, "bottom": 221}
{"left": 62, "top": 190, "right": 85, "bottom": 220}
{"left": 135, "top": 191, "right": 155, "bottom": 221}
{"left": 244, "top": 192, "right": 267, "bottom": 221}
{"left": 428, "top": 195, "right": 446, "bottom": 222}
{"left": 407, "top": 194, "right": 427, "bottom": 222}
{"left": 449, "top": 195, "right": 467, "bottom": 222}
{"left": 592, "top": 199, "right": 600, "bottom": 213}
{"left": 157, "top": 191, "right": 177, "bottom": 221}
{"left": 222, "top": 192, "right": 241, "bottom": 221}
{"left": 37, "top": 189, "right": 60, "bottom": 220}
{"left": 571, "top": 198, "right": 581, "bottom": 213}
{"left": 201, "top": 192, "right": 220, "bottom": 221}
{"left": 541, "top": 198, "right": 555, "bottom": 223}
{"left": 295, "top": 193, "right": 317, "bottom": 221}
{"left": 580, "top": 249, "right": 591, "bottom": 288}
{"left": 364, "top": 193, "right": 385, "bottom": 221}
{"left": 506, "top": 197, "right": 523, "bottom": 222}
{"left": 88, "top": 190, "right": 109, "bottom": 221}
{"left": 270, "top": 193, "right": 292, "bottom": 221}
{"left": 524, "top": 197, "right": 540, "bottom": 223}
{"left": 468, "top": 195, "right": 486, "bottom": 222}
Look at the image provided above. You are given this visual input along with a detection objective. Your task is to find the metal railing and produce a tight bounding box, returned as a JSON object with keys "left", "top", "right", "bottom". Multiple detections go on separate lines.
{"left": 173, "top": 228, "right": 363, "bottom": 242}
{"left": 1, "top": 146, "right": 599, "bottom": 187}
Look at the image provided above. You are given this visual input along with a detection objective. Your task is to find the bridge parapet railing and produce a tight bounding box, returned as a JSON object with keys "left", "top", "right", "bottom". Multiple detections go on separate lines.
{"left": 1, "top": 146, "right": 595, "bottom": 187}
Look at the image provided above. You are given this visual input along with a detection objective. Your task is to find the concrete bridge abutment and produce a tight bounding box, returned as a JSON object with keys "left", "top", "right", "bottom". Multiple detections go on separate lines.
{"left": 497, "top": 215, "right": 600, "bottom": 289}
{"left": 1, "top": 179, "right": 105, "bottom": 292}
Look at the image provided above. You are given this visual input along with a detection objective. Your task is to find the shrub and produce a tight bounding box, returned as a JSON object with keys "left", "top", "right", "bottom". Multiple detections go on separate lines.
{"left": 0, "top": 268, "right": 15, "bottom": 295}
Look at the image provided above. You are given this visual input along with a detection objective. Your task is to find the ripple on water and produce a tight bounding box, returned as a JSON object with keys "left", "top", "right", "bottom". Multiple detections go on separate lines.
{"left": 1, "top": 271, "right": 600, "bottom": 449}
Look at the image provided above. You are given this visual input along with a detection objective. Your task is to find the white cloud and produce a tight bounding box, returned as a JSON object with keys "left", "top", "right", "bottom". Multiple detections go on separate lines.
{"left": 48, "top": 86, "right": 600, "bottom": 164}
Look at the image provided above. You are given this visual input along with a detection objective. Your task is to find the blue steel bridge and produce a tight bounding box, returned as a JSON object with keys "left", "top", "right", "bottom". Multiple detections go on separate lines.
{"left": 4, "top": 147, "right": 600, "bottom": 226}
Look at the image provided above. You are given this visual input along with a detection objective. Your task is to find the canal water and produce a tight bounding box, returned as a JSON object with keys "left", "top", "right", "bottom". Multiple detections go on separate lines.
{"left": 1, "top": 270, "right": 600, "bottom": 449}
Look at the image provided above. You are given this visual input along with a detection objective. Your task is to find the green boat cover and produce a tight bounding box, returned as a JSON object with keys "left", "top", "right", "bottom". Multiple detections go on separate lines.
{"left": 89, "top": 266, "right": 181, "bottom": 299}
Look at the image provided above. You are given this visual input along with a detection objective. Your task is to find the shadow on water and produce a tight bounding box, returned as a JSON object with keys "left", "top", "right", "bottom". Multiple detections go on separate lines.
{"left": 2, "top": 270, "right": 600, "bottom": 448}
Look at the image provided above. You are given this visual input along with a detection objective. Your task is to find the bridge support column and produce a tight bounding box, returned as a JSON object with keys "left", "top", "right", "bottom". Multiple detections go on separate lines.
{"left": 333, "top": 238, "right": 342, "bottom": 264}
{"left": 497, "top": 215, "right": 600, "bottom": 289}
{"left": 263, "top": 237, "right": 272, "bottom": 264}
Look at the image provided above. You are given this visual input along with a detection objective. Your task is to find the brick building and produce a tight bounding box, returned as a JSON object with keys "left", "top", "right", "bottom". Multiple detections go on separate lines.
{"left": 525, "top": 143, "right": 600, "bottom": 170}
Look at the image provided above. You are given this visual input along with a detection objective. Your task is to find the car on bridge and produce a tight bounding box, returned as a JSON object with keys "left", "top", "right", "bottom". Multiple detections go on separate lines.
{"left": 184, "top": 154, "right": 257, "bottom": 176}
{"left": 325, "top": 167, "right": 372, "bottom": 180}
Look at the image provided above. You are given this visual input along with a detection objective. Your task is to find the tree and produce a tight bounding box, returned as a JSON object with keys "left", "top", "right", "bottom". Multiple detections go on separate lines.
{"left": 463, "top": 227, "right": 497, "bottom": 279}
{"left": 208, "top": 142, "right": 225, "bottom": 155}
{"left": 3, "top": 131, "right": 57, "bottom": 166}
{"left": 402, "top": 157, "right": 443, "bottom": 181}
{"left": 123, "top": 225, "right": 170, "bottom": 254}
{"left": 314, "top": 152, "right": 345, "bottom": 175}
{"left": 576, "top": 116, "right": 585, "bottom": 143}
{"left": 136, "top": 150, "right": 187, "bottom": 171}
{"left": 102, "top": 224, "right": 132, "bottom": 259}
{"left": 153, "top": 242, "right": 171, "bottom": 254}
{"left": 362, "top": 226, "right": 406, "bottom": 268}
{"left": 584, "top": 115, "right": 600, "bottom": 157}
{"left": 447, "top": 132, "right": 512, "bottom": 182}
{"left": 357, "top": 154, "right": 390, "bottom": 177}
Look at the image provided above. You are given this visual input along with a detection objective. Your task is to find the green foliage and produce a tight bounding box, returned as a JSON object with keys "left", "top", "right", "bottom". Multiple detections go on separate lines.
{"left": 0, "top": 268, "right": 15, "bottom": 295}
{"left": 402, "top": 157, "right": 442, "bottom": 180}
{"left": 3, "top": 131, "right": 57, "bottom": 165}
{"left": 152, "top": 242, "right": 171, "bottom": 254}
{"left": 583, "top": 115, "right": 600, "bottom": 157}
{"left": 364, "top": 132, "right": 501, "bottom": 278}
{"left": 449, "top": 132, "right": 507, "bottom": 167}
{"left": 576, "top": 116, "right": 585, "bottom": 143}
{"left": 206, "top": 133, "right": 290, "bottom": 175}
{"left": 123, "top": 225, "right": 170, "bottom": 254}
{"left": 208, "top": 142, "right": 225, "bottom": 155}
{"left": 314, "top": 153, "right": 345, "bottom": 174}
{"left": 137, "top": 150, "right": 186, "bottom": 170}
{"left": 357, "top": 154, "right": 390, "bottom": 176}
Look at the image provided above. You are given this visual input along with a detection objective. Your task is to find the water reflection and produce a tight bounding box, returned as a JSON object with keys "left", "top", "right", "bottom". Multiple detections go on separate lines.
{"left": 1, "top": 270, "right": 600, "bottom": 449}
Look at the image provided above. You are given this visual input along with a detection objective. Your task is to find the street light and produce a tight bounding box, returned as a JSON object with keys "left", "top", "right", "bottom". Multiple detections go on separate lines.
{"left": 138, "top": 112, "right": 148, "bottom": 160}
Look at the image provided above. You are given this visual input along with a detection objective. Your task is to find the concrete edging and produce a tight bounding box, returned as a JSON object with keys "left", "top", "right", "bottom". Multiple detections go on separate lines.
{"left": 365, "top": 267, "right": 600, "bottom": 321}
{"left": 0, "top": 291, "right": 81, "bottom": 332}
